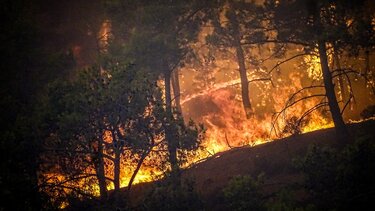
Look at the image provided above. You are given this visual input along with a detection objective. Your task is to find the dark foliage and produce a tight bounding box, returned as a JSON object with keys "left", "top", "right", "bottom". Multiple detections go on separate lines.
{"left": 296, "top": 135, "right": 375, "bottom": 210}
{"left": 0, "top": 0, "right": 75, "bottom": 209}
{"left": 360, "top": 105, "right": 375, "bottom": 119}
{"left": 142, "top": 178, "right": 203, "bottom": 211}
{"left": 223, "top": 174, "right": 266, "bottom": 211}
{"left": 266, "top": 188, "right": 316, "bottom": 211}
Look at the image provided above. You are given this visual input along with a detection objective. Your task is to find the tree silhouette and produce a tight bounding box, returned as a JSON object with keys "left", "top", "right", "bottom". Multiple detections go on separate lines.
{"left": 107, "top": 0, "right": 205, "bottom": 177}
{"left": 206, "top": 0, "right": 267, "bottom": 118}
{"left": 265, "top": 0, "right": 375, "bottom": 141}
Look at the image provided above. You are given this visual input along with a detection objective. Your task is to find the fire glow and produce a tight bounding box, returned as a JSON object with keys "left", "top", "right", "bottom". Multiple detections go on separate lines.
{"left": 42, "top": 17, "right": 354, "bottom": 205}
{"left": 42, "top": 50, "right": 338, "bottom": 206}
{"left": 180, "top": 69, "right": 333, "bottom": 156}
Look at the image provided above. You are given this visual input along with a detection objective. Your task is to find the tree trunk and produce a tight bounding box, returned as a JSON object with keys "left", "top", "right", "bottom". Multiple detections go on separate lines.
{"left": 318, "top": 41, "right": 350, "bottom": 142}
{"left": 235, "top": 43, "right": 253, "bottom": 118}
{"left": 333, "top": 49, "right": 347, "bottom": 104}
{"left": 312, "top": 1, "right": 350, "bottom": 143}
{"left": 127, "top": 150, "right": 149, "bottom": 191}
{"left": 364, "top": 50, "right": 375, "bottom": 95}
{"left": 230, "top": 8, "right": 253, "bottom": 118}
{"left": 171, "top": 69, "right": 182, "bottom": 114}
{"left": 96, "top": 139, "right": 108, "bottom": 201}
{"left": 164, "top": 71, "right": 179, "bottom": 175}
{"left": 112, "top": 146, "right": 121, "bottom": 206}
{"left": 113, "top": 150, "right": 121, "bottom": 192}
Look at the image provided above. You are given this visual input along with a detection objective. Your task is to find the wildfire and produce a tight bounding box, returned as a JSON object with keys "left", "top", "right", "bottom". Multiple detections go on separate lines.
{"left": 180, "top": 67, "right": 333, "bottom": 159}
{"left": 43, "top": 50, "right": 338, "bottom": 208}
{"left": 43, "top": 31, "right": 349, "bottom": 208}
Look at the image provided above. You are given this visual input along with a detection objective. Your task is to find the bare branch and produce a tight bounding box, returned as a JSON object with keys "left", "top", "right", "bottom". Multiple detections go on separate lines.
{"left": 255, "top": 43, "right": 287, "bottom": 65}
{"left": 42, "top": 148, "right": 93, "bottom": 155}
{"left": 43, "top": 184, "right": 96, "bottom": 199}
{"left": 40, "top": 174, "right": 96, "bottom": 188}
{"left": 176, "top": 6, "right": 205, "bottom": 34}
{"left": 240, "top": 39, "right": 310, "bottom": 47}
{"left": 331, "top": 68, "right": 361, "bottom": 78}
{"left": 270, "top": 91, "right": 326, "bottom": 137}
{"left": 268, "top": 53, "right": 311, "bottom": 74}
{"left": 228, "top": 77, "right": 274, "bottom": 87}
{"left": 102, "top": 153, "right": 115, "bottom": 162}
{"left": 332, "top": 68, "right": 358, "bottom": 105}
{"left": 284, "top": 95, "right": 326, "bottom": 113}
{"left": 224, "top": 132, "right": 233, "bottom": 149}
{"left": 298, "top": 101, "right": 328, "bottom": 127}
{"left": 341, "top": 94, "right": 354, "bottom": 115}
{"left": 284, "top": 85, "right": 324, "bottom": 107}
{"left": 248, "top": 78, "right": 275, "bottom": 87}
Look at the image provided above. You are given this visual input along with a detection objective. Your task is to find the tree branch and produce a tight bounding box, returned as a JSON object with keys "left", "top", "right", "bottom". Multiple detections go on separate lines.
{"left": 241, "top": 39, "right": 310, "bottom": 47}
{"left": 268, "top": 53, "right": 311, "bottom": 74}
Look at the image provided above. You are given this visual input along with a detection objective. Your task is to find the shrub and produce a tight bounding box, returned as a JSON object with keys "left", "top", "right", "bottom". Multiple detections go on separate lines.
{"left": 294, "top": 145, "right": 339, "bottom": 207}
{"left": 336, "top": 135, "right": 375, "bottom": 210}
{"left": 296, "top": 135, "right": 375, "bottom": 210}
{"left": 223, "top": 174, "right": 265, "bottom": 211}
{"left": 360, "top": 105, "right": 375, "bottom": 119}
{"left": 142, "top": 179, "right": 202, "bottom": 211}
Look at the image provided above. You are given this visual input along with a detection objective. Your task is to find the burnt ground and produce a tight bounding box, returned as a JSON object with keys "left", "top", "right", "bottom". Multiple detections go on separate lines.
{"left": 126, "top": 119, "right": 375, "bottom": 210}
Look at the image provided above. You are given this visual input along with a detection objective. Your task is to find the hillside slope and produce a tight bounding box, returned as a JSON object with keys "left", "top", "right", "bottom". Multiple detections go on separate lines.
{"left": 181, "top": 119, "right": 375, "bottom": 209}
{"left": 121, "top": 120, "right": 375, "bottom": 210}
